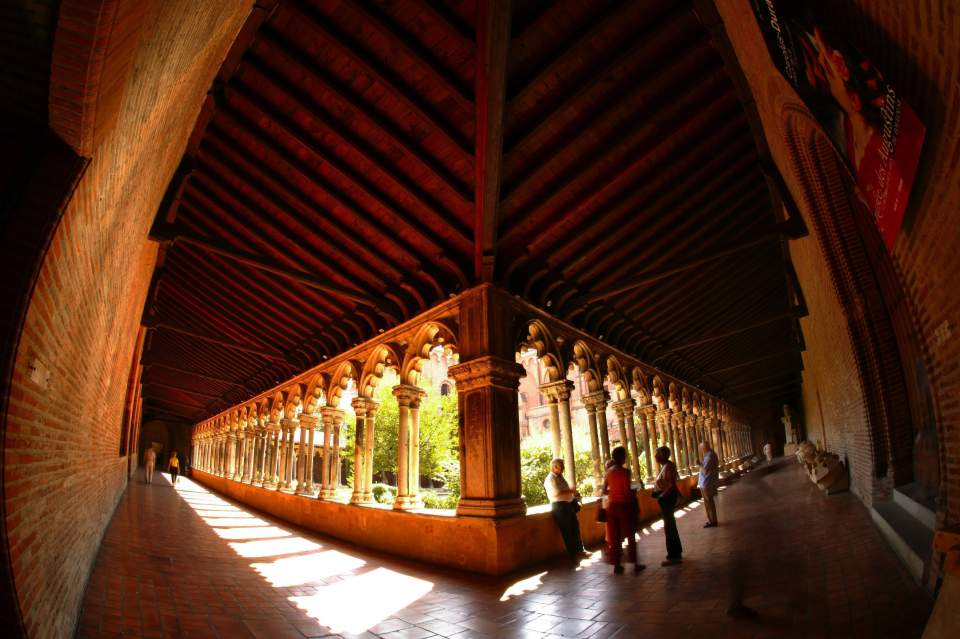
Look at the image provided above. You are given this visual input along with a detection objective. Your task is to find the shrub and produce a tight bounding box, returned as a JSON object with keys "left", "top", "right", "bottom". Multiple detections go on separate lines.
{"left": 420, "top": 489, "right": 458, "bottom": 510}
{"left": 372, "top": 483, "right": 395, "bottom": 504}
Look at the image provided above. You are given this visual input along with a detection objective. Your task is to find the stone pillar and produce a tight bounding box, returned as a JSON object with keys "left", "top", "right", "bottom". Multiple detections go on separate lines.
{"left": 393, "top": 384, "right": 425, "bottom": 509}
{"left": 612, "top": 399, "right": 642, "bottom": 481}
{"left": 362, "top": 400, "right": 379, "bottom": 502}
{"left": 331, "top": 413, "right": 344, "bottom": 491}
{"left": 596, "top": 399, "right": 611, "bottom": 463}
{"left": 350, "top": 399, "right": 372, "bottom": 504}
{"left": 278, "top": 419, "right": 294, "bottom": 492}
{"left": 233, "top": 433, "right": 244, "bottom": 481}
{"left": 448, "top": 356, "right": 527, "bottom": 518}
{"left": 267, "top": 422, "right": 282, "bottom": 488}
{"left": 294, "top": 420, "right": 308, "bottom": 493}
{"left": 685, "top": 414, "right": 698, "bottom": 473}
{"left": 541, "top": 380, "right": 576, "bottom": 488}
{"left": 297, "top": 415, "right": 319, "bottom": 495}
{"left": 542, "top": 388, "right": 562, "bottom": 459}
{"left": 642, "top": 406, "right": 656, "bottom": 484}
{"left": 581, "top": 392, "right": 607, "bottom": 490}
{"left": 242, "top": 431, "right": 253, "bottom": 483}
{"left": 670, "top": 412, "right": 685, "bottom": 475}
{"left": 319, "top": 407, "right": 343, "bottom": 499}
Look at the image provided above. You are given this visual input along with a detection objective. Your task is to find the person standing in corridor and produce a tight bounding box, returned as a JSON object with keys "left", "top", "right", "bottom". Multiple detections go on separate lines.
{"left": 602, "top": 446, "right": 644, "bottom": 574}
{"left": 653, "top": 446, "right": 683, "bottom": 565}
{"left": 698, "top": 442, "right": 720, "bottom": 528}
{"left": 143, "top": 446, "right": 156, "bottom": 484}
{"left": 544, "top": 458, "right": 585, "bottom": 560}
{"left": 168, "top": 451, "right": 180, "bottom": 485}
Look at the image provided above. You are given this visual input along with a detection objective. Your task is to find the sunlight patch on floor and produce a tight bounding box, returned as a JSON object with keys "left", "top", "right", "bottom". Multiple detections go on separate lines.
{"left": 290, "top": 567, "right": 433, "bottom": 634}
{"left": 500, "top": 571, "right": 547, "bottom": 601}
{"left": 253, "top": 550, "right": 366, "bottom": 587}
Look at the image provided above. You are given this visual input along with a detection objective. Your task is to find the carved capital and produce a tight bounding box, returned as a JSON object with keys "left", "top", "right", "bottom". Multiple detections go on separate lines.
{"left": 539, "top": 378, "right": 575, "bottom": 402}
{"left": 280, "top": 417, "right": 299, "bottom": 432}
{"left": 299, "top": 414, "right": 320, "bottom": 429}
{"left": 351, "top": 396, "right": 379, "bottom": 418}
{"left": 266, "top": 420, "right": 281, "bottom": 433}
{"left": 610, "top": 398, "right": 636, "bottom": 417}
{"left": 581, "top": 391, "right": 609, "bottom": 412}
{"left": 449, "top": 356, "right": 525, "bottom": 393}
{"left": 320, "top": 406, "right": 345, "bottom": 425}
{"left": 392, "top": 383, "right": 427, "bottom": 407}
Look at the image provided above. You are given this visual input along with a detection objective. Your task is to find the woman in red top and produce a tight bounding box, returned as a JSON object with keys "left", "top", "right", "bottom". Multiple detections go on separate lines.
{"left": 602, "top": 446, "right": 645, "bottom": 574}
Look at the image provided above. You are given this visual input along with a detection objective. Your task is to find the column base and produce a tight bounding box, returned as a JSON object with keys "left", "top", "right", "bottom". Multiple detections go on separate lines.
{"left": 350, "top": 493, "right": 373, "bottom": 505}
{"left": 318, "top": 488, "right": 338, "bottom": 500}
{"left": 393, "top": 495, "right": 424, "bottom": 510}
{"left": 456, "top": 497, "right": 527, "bottom": 518}
{"left": 263, "top": 481, "right": 278, "bottom": 490}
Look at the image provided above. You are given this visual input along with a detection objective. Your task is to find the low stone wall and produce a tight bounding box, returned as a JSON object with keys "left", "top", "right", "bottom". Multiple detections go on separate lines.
{"left": 192, "top": 470, "right": 699, "bottom": 575}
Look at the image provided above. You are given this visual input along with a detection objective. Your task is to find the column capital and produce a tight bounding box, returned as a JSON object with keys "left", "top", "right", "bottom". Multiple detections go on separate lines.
{"left": 610, "top": 397, "right": 636, "bottom": 415}
{"left": 449, "top": 356, "right": 524, "bottom": 392}
{"left": 392, "top": 383, "right": 427, "bottom": 406}
{"left": 280, "top": 417, "right": 299, "bottom": 431}
{"left": 320, "top": 405, "right": 345, "bottom": 424}
{"left": 351, "top": 396, "right": 380, "bottom": 417}
{"left": 298, "top": 413, "right": 320, "bottom": 428}
{"left": 581, "top": 390, "right": 609, "bottom": 411}
{"left": 642, "top": 404, "right": 657, "bottom": 417}
{"left": 266, "top": 420, "right": 281, "bottom": 432}
{"left": 539, "top": 378, "right": 575, "bottom": 401}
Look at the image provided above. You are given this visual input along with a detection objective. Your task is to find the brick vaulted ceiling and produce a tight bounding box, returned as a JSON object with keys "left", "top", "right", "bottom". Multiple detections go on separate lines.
{"left": 141, "top": 0, "right": 807, "bottom": 423}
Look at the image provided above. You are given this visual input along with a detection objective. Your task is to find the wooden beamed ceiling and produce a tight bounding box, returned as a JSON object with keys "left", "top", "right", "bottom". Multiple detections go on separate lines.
{"left": 141, "top": 0, "right": 805, "bottom": 423}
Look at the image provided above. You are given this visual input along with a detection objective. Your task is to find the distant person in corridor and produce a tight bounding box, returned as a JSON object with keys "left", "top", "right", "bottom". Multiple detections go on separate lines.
{"left": 143, "top": 446, "right": 156, "bottom": 484}
{"left": 544, "top": 458, "right": 585, "bottom": 559}
{"left": 168, "top": 451, "right": 180, "bottom": 485}
{"left": 698, "top": 442, "right": 720, "bottom": 528}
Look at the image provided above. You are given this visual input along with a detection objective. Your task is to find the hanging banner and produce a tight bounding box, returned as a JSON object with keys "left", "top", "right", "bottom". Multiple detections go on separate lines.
{"left": 749, "top": 1, "right": 924, "bottom": 250}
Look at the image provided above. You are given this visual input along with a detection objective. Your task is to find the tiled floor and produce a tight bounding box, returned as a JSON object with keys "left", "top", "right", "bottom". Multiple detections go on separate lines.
{"left": 77, "top": 460, "right": 931, "bottom": 638}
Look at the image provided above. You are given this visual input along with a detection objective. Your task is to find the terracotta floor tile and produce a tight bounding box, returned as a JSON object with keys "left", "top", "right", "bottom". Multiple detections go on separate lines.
{"left": 76, "top": 464, "right": 931, "bottom": 639}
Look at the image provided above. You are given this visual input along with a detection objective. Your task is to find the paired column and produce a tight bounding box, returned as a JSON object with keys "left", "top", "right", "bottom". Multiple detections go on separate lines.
{"left": 350, "top": 397, "right": 379, "bottom": 504}
{"left": 393, "top": 384, "right": 426, "bottom": 509}
{"left": 539, "top": 380, "right": 576, "bottom": 488}
{"left": 641, "top": 405, "right": 656, "bottom": 484}
{"left": 540, "top": 383, "right": 563, "bottom": 459}
{"left": 297, "top": 414, "right": 319, "bottom": 496}
{"left": 319, "top": 407, "right": 344, "bottom": 499}
{"left": 611, "top": 398, "right": 642, "bottom": 482}
{"left": 265, "top": 422, "right": 282, "bottom": 488}
{"left": 233, "top": 433, "right": 245, "bottom": 481}
{"left": 581, "top": 392, "right": 609, "bottom": 491}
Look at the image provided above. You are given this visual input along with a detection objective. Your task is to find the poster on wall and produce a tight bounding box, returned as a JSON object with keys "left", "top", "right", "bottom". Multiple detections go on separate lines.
{"left": 749, "top": 1, "right": 925, "bottom": 250}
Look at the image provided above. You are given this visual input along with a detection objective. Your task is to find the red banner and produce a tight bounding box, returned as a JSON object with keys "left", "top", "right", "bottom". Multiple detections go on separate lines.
{"left": 750, "top": 1, "right": 925, "bottom": 250}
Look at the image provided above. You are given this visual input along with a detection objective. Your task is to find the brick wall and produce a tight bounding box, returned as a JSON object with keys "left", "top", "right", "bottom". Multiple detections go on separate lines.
{"left": 1, "top": 2, "right": 251, "bottom": 637}
{"left": 715, "top": 0, "right": 960, "bottom": 527}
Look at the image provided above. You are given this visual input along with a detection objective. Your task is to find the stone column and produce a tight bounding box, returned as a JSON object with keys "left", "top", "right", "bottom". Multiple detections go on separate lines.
{"left": 642, "top": 405, "right": 656, "bottom": 484}
{"left": 612, "top": 399, "right": 642, "bottom": 481}
{"left": 596, "top": 398, "right": 611, "bottom": 462}
{"left": 408, "top": 391, "right": 423, "bottom": 499}
{"left": 350, "top": 399, "right": 370, "bottom": 504}
{"left": 241, "top": 431, "right": 253, "bottom": 483}
{"left": 581, "top": 392, "right": 607, "bottom": 490}
{"left": 319, "top": 407, "right": 343, "bottom": 499}
{"left": 297, "top": 414, "right": 318, "bottom": 495}
{"left": 330, "top": 413, "right": 344, "bottom": 492}
{"left": 278, "top": 419, "right": 294, "bottom": 492}
{"left": 685, "top": 414, "right": 698, "bottom": 473}
{"left": 541, "top": 387, "right": 562, "bottom": 459}
{"left": 294, "top": 420, "right": 308, "bottom": 493}
{"left": 267, "top": 422, "right": 282, "bottom": 488}
{"left": 448, "top": 356, "right": 527, "bottom": 518}
{"left": 393, "top": 384, "right": 425, "bottom": 509}
{"left": 234, "top": 433, "right": 245, "bottom": 481}
{"left": 362, "top": 400, "right": 380, "bottom": 502}
{"left": 540, "top": 380, "right": 576, "bottom": 488}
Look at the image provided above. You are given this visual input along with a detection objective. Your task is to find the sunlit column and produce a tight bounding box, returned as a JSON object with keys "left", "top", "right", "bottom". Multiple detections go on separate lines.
{"left": 233, "top": 432, "right": 244, "bottom": 481}
{"left": 226, "top": 432, "right": 237, "bottom": 480}
{"left": 241, "top": 431, "right": 253, "bottom": 483}
{"left": 685, "top": 413, "right": 697, "bottom": 473}
{"left": 294, "top": 420, "right": 308, "bottom": 494}
{"left": 330, "top": 412, "right": 345, "bottom": 494}
{"left": 613, "top": 398, "right": 642, "bottom": 482}
{"left": 642, "top": 406, "right": 656, "bottom": 484}
{"left": 596, "top": 399, "right": 612, "bottom": 462}
{"left": 267, "top": 422, "right": 282, "bottom": 488}
{"left": 319, "top": 407, "right": 341, "bottom": 499}
{"left": 556, "top": 381, "right": 577, "bottom": 488}
{"left": 581, "top": 392, "right": 605, "bottom": 490}
{"left": 539, "top": 385, "right": 563, "bottom": 459}
{"left": 393, "top": 385, "right": 424, "bottom": 509}
{"left": 298, "top": 414, "right": 318, "bottom": 495}
{"left": 408, "top": 391, "right": 424, "bottom": 504}
{"left": 670, "top": 412, "right": 685, "bottom": 475}
{"left": 363, "top": 400, "right": 379, "bottom": 502}
{"left": 350, "top": 399, "right": 369, "bottom": 504}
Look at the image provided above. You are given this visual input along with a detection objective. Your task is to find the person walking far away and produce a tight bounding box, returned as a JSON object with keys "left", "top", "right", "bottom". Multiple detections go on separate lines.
{"left": 168, "top": 451, "right": 180, "bottom": 485}
{"left": 763, "top": 441, "right": 774, "bottom": 463}
{"left": 544, "top": 458, "right": 586, "bottom": 560}
{"left": 652, "top": 446, "right": 683, "bottom": 565}
{"left": 143, "top": 446, "right": 156, "bottom": 484}
{"left": 698, "top": 441, "right": 720, "bottom": 528}
{"left": 602, "top": 446, "right": 645, "bottom": 574}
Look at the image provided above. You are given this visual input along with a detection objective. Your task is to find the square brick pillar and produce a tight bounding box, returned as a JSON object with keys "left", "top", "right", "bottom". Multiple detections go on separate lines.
{"left": 448, "top": 285, "right": 526, "bottom": 519}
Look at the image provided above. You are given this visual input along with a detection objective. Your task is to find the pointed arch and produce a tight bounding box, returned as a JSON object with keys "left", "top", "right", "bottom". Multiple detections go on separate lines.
{"left": 303, "top": 374, "right": 328, "bottom": 415}
{"left": 328, "top": 360, "right": 361, "bottom": 408}
{"left": 359, "top": 343, "right": 404, "bottom": 398}
{"left": 520, "top": 319, "right": 564, "bottom": 382}
{"left": 571, "top": 340, "right": 602, "bottom": 393}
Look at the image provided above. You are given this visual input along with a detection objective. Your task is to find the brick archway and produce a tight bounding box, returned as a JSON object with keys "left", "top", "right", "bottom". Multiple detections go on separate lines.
{"left": 783, "top": 107, "right": 932, "bottom": 501}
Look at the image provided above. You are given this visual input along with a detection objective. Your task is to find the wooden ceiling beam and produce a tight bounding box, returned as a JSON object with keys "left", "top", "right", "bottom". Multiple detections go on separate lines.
{"left": 143, "top": 319, "right": 289, "bottom": 363}
{"left": 284, "top": 0, "right": 473, "bottom": 157}
{"left": 670, "top": 309, "right": 805, "bottom": 352}
{"left": 143, "top": 381, "right": 230, "bottom": 401}
{"left": 704, "top": 348, "right": 803, "bottom": 376}
{"left": 732, "top": 381, "right": 802, "bottom": 401}
{"left": 474, "top": 0, "right": 511, "bottom": 282}
{"left": 142, "top": 363, "right": 248, "bottom": 389}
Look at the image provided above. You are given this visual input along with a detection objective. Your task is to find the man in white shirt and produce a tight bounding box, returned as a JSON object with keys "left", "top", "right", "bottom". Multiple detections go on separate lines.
{"left": 143, "top": 446, "right": 156, "bottom": 484}
{"left": 544, "top": 458, "right": 585, "bottom": 558}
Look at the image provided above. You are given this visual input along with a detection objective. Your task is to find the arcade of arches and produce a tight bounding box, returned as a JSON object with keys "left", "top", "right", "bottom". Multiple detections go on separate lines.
{"left": 1, "top": 1, "right": 959, "bottom": 638}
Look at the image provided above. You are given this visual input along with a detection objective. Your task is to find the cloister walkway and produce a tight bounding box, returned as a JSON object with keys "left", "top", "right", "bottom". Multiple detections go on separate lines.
{"left": 77, "top": 461, "right": 931, "bottom": 639}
